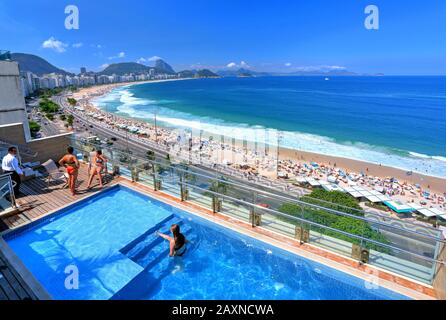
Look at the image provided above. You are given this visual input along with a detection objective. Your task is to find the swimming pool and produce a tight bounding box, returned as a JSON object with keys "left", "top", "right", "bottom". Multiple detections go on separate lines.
{"left": 4, "top": 185, "right": 409, "bottom": 300}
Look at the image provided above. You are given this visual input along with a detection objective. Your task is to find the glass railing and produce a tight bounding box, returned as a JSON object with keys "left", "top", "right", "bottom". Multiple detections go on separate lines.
{"left": 71, "top": 138, "right": 445, "bottom": 285}
{"left": 0, "top": 174, "right": 16, "bottom": 213}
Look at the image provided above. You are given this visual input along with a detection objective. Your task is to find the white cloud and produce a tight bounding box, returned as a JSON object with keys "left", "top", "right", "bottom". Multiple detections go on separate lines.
{"left": 293, "top": 65, "right": 347, "bottom": 72}
{"left": 72, "top": 42, "right": 83, "bottom": 48}
{"left": 137, "top": 57, "right": 147, "bottom": 64}
{"left": 41, "top": 37, "right": 68, "bottom": 53}
{"left": 148, "top": 56, "right": 162, "bottom": 62}
{"left": 100, "top": 63, "right": 109, "bottom": 70}
{"left": 108, "top": 51, "right": 126, "bottom": 60}
{"left": 227, "top": 61, "right": 250, "bottom": 69}
{"left": 285, "top": 62, "right": 292, "bottom": 67}
{"left": 324, "top": 65, "right": 346, "bottom": 70}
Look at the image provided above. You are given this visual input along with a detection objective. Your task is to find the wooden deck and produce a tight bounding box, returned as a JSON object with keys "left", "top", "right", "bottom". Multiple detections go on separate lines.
{"left": 0, "top": 164, "right": 114, "bottom": 231}
{"left": 0, "top": 251, "right": 35, "bottom": 300}
{"left": 0, "top": 164, "right": 114, "bottom": 300}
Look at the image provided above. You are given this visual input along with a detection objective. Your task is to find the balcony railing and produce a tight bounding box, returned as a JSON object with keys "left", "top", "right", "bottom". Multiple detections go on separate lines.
{"left": 0, "top": 174, "right": 16, "bottom": 214}
{"left": 72, "top": 137, "right": 445, "bottom": 285}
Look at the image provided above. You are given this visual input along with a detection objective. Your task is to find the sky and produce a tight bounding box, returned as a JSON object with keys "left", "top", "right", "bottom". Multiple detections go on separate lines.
{"left": 1, "top": 0, "right": 445, "bottom": 75}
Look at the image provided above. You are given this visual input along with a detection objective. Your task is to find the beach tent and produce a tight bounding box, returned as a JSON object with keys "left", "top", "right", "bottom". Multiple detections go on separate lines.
{"left": 306, "top": 178, "right": 321, "bottom": 187}
{"left": 343, "top": 185, "right": 390, "bottom": 203}
{"left": 415, "top": 207, "right": 446, "bottom": 219}
{"left": 384, "top": 201, "right": 414, "bottom": 214}
{"left": 322, "top": 184, "right": 344, "bottom": 192}
{"left": 327, "top": 176, "right": 338, "bottom": 184}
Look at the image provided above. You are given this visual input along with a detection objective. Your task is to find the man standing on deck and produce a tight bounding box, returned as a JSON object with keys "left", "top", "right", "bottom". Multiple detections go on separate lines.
{"left": 1, "top": 147, "right": 23, "bottom": 198}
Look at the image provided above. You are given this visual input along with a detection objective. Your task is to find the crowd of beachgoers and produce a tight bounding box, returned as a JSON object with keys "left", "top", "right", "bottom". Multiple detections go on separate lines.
{"left": 276, "top": 159, "right": 444, "bottom": 206}
{"left": 67, "top": 84, "right": 446, "bottom": 221}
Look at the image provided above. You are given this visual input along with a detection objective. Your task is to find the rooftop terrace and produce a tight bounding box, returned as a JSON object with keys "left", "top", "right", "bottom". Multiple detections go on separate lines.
{"left": 1, "top": 164, "right": 111, "bottom": 231}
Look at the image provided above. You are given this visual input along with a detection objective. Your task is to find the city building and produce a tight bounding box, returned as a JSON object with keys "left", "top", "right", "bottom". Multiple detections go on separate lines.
{"left": 0, "top": 59, "right": 31, "bottom": 141}
{"left": 0, "top": 52, "right": 72, "bottom": 164}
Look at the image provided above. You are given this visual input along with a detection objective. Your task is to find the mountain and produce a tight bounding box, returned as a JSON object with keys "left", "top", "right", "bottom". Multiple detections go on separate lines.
{"left": 11, "top": 53, "right": 73, "bottom": 76}
{"left": 154, "top": 59, "right": 175, "bottom": 74}
{"left": 217, "top": 67, "right": 362, "bottom": 77}
{"left": 282, "top": 69, "right": 358, "bottom": 76}
{"left": 217, "top": 68, "right": 270, "bottom": 77}
{"left": 195, "top": 69, "right": 219, "bottom": 78}
{"left": 178, "top": 69, "right": 219, "bottom": 78}
{"left": 100, "top": 59, "right": 176, "bottom": 75}
{"left": 177, "top": 70, "right": 195, "bottom": 78}
{"left": 100, "top": 62, "right": 153, "bottom": 75}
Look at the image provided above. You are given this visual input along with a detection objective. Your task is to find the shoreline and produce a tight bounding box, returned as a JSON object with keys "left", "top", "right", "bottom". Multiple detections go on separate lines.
{"left": 71, "top": 78, "right": 192, "bottom": 102}
{"left": 70, "top": 82, "right": 446, "bottom": 204}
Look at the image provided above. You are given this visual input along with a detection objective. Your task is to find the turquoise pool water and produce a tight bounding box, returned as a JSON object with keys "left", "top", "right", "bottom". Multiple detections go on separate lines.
{"left": 5, "top": 186, "right": 408, "bottom": 300}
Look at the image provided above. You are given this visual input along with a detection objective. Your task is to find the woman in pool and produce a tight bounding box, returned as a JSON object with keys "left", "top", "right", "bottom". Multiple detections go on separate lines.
{"left": 59, "top": 146, "right": 79, "bottom": 196}
{"left": 87, "top": 150, "right": 108, "bottom": 189}
{"left": 157, "top": 224, "right": 188, "bottom": 257}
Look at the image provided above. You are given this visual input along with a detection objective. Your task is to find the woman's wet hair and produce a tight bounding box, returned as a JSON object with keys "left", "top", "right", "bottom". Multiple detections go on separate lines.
{"left": 171, "top": 224, "right": 180, "bottom": 237}
{"left": 67, "top": 146, "right": 74, "bottom": 154}
{"left": 97, "top": 150, "right": 102, "bottom": 155}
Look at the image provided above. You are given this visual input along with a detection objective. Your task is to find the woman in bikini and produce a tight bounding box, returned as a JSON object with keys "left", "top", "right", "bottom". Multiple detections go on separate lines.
{"left": 157, "top": 224, "right": 188, "bottom": 257}
{"left": 87, "top": 150, "right": 108, "bottom": 189}
{"left": 59, "top": 146, "right": 79, "bottom": 196}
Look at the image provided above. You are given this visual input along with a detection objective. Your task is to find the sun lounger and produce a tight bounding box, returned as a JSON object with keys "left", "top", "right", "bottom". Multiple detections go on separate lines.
{"left": 41, "top": 159, "right": 69, "bottom": 188}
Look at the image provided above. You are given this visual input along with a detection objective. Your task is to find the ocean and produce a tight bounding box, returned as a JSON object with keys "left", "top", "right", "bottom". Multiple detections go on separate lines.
{"left": 92, "top": 76, "right": 446, "bottom": 178}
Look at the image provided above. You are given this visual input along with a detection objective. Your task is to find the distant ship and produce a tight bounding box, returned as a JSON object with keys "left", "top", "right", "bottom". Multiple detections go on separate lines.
{"left": 325, "top": 77, "right": 330, "bottom": 81}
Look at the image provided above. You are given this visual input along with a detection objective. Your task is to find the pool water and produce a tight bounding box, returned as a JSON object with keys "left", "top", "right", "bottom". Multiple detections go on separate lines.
{"left": 5, "top": 186, "right": 408, "bottom": 300}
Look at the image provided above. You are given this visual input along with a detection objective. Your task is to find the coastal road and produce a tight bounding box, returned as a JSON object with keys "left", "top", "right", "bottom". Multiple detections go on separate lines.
{"left": 40, "top": 119, "right": 62, "bottom": 137}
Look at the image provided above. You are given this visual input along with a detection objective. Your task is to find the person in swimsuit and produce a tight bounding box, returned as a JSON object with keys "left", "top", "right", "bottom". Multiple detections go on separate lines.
{"left": 157, "top": 224, "right": 188, "bottom": 257}
{"left": 59, "top": 146, "right": 79, "bottom": 196}
{"left": 87, "top": 150, "right": 108, "bottom": 189}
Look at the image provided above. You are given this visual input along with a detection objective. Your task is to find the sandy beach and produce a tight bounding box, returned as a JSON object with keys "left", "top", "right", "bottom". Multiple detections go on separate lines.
{"left": 64, "top": 82, "right": 446, "bottom": 217}
{"left": 71, "top": 78, "right": 193, "bottom": 101}
{"left": 279, "top": 148, "right": 445, "bottom": 195}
